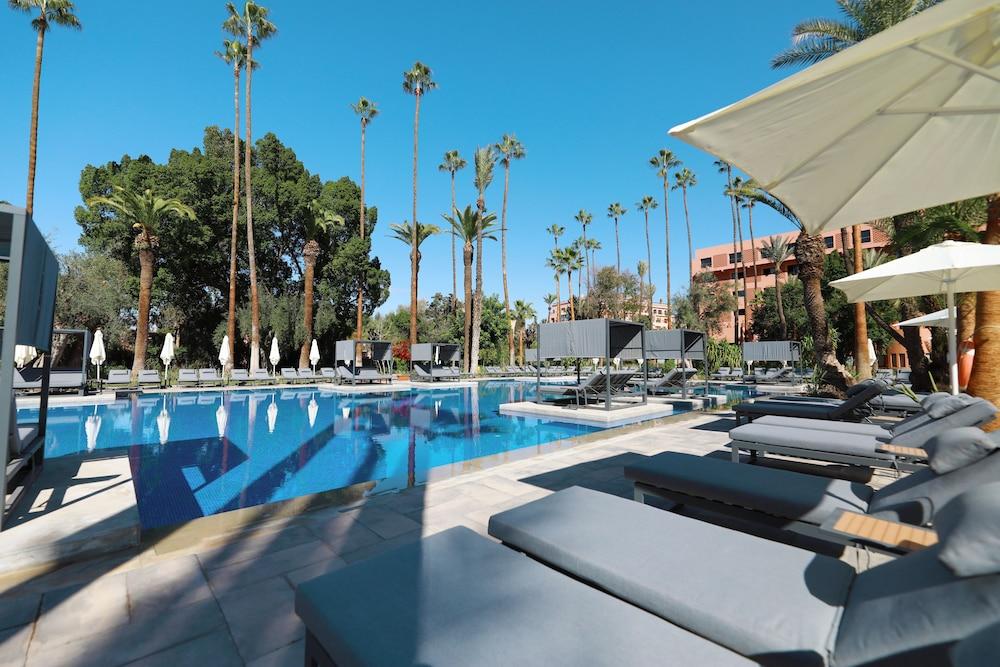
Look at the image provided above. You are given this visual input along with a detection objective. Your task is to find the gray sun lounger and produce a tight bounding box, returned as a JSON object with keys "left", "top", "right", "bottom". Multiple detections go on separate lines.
{"left": 733, "top": 380, "right": 887, "bottom": 424}
{"left": 646, "top": 367, "right": 698, "bottom": 394}
{"left": 319, "top": 367, "right": 336, "bottom": 382}
{"left": 766, "top": 379, "right": 923, "bottom": 415}
{"left": 104, "top": 369, "right": 132, "bottom": 389}
{"left": 7, "top": 396, "right": 43, "bottom": 503}
{"left": 176, "top": 369, "right": 199, "bottom": 387}
{"left": 537, "top": 371, "right": 634, "bottom": 407}
{"left": 251, "top": 369, "right": 275, "bottom": 385}
{"left": 198, "top": 368, "right": 223, "bottom": 386}
{"left": 710, "top": 366, "right": 732, "bottom": 380}
{"left": 487, "top": 484, "right": 1000, "bottom": 667}
{"left": 296, "top": 368, "right": 317, "bottom": 383}
{"left": 753, "top": 366, "right": 794, "bottom": 384}
{"left": 280, "top": 368, "right": 300, "bottom": 384}
{"left": 137, "top": 370, "right": 161, "bottom": 388}
{"left": 229, "top": 369, "right": 251, "bottom": 385}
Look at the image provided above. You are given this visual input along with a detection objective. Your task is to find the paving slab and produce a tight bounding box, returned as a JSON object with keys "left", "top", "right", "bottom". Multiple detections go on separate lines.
{"left": 216, "top": 576, "right": 302, "bottom": 663}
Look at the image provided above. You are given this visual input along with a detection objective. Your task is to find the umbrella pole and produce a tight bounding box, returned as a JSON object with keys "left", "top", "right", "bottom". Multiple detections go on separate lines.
{"left": 947, "top": 286, "right": 959, "bottom": 395}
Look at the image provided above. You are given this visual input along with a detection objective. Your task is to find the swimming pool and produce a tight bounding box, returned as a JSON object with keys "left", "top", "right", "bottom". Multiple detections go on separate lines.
{"left": 20, "top": 382, "right": 604, "bottom": 530}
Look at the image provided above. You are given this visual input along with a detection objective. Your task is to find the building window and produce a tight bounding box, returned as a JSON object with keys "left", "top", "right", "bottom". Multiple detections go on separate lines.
{"left": 861, "top": 229, "right": 872, "bottom": 243}
{"left": 763, "top": 267, "right": 774, "bottom": 276}
{"left": 737, "top": 290, "right": 745, "bottom": 298}
{"left": 824, "top": 236, "right": 835, "bottom": 249}
{"left": 728, "top": 252, "right": 742, "bottom": 264}
{"left": 738, "top": 308, "right": 745, "bottom": 316}
{"left": 787, "top": 243, "right": 796, "bottom": 254}
{"left": 700, "top": 257, "right": 712, "bottom": 268}
{"left": 788, "top": 265, "right": 799, "bottom": 276}
{"left": 899, "top": 353, "right": 907, "bottom": 367}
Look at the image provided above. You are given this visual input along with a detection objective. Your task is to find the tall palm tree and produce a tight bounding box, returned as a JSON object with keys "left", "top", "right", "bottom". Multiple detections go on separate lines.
{"left": 561, "top": 245, "right": 583, "bottom": 321}
{"left": 444, "top": 205, "right": 498, "bottom": 372}
{"left": 636, "top": 195, "right": 658, "bottom": 326}
{"left": 547, "top": 223, "right": 564, "bottom": 310}
{"left": 513, "top": 300, "right": 536, "bottom": 364}
{"left": 672, "top": 168, "right": 697, "bottom": 283}
{"left": 546, "top": 250, "right": 565, "bottom": 322}
{"left": 637, "top": 260, "right": 648, "bottom": 322}
{"left": 402, "top": 61, "right": 436, "bottom": 346}
{"left": 715, "top": 160, "right": 743, "bottom": 342}
{"left": 572, "top": 238, "right": 585, "bottom": 297}
{"left": 574, "top": 209, "right": 593, "bottom": 291}
{"left": 760, "top": 236, "right": 792, "bottom": 339}
{"left": 216, "top": 38, "right": 248, "bottom": 373}
{"left": 733, "top": 178, "right": 761, "bottom": 294}
{"left": 496, "top": 134, "right": 525, "bottom": 365}
{"left": 606, "top": 202, "right": 626, "bottom": 274}
{"left": 351, "top": 96, "right": 378, "bottom": 340}
{"left": 725, "top": 175, "right": 752, "bottom": 339}
{"left": 389, "top": 219, "right": 441, "bottom": 342}
{"left": 470, "top": 146, "right": 496, "bottom": 373}
{"left": 298, "top": 201, "right": 344, "bottom": 368}
{"left": 224, "top": 1, "right": 276, "bottom": 373}
{"left": 585, "top": 237, "right": 602, "bottom": 281}
{"left": 438, "top": 149, "right": 467, "bottom": 312}
{"left": 85, "top": 187, "right": 196, "bottom": 374}
{"left": 10, "top": 0, "right": 81, "bottom": 218}
{"left": 650, "top": 150, "right": 681, "bottom": 322}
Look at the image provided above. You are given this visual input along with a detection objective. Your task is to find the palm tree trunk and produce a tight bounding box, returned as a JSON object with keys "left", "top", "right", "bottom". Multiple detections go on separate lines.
{"left": 25, "top": 27, "right": 45, "bottom": 217}
{"left": 662, "top": 178, "right": 671, "bottom": 327}
{"left": 463, "top": 242, "right": 473, "bottom": 372}
{"left": 244, "top": 38, "right": 262, "bottom": 373}
{"left": 582, "top": 225, "right": 590, "bottom": 294}
{"left": 852, "top": 224, "right": 871, "bottom": 379}
{"left": 567, "top": 271, "right": 575, "bottom": 321}
{"left": 797, "top": 230, "right": 850, "bottom": 392}
{"left": 471, "top": 200, "right": 485, "bottom": 373}
{"left": 735, "top": 206, "right": 749, "bottom": 339}
{"left": 774, "top": 269, "right": 788, "bottom": 339}
{"left": 133, "top": 244, "right": 154, "bottom": 375}
{"left": 356, "top": 120, "right": 367, "bottom": 339}
{"left": 519, "top": 327, "right": 525, "bottom": 365}
{"left": 501, "top": 163, "right": 513, "bottom": 365}
{"left": 682, "top": 185, "right": 693, "bottom": 296}
{"left": 226, "top": 62, "right": 241, "bottom": 373}
{"left": 450, "top": 172, "right": 458, "bottom": 313}
{"left": 747, "top": 205, "right": 758, "bottom": 293}
{"left": 299, "top": 251, "right": 317, "bottom": 368}
{"left": 614, "top": 219, "right": 621, "bottom": 274}
{"left": 968, "top": 194, "right": 1000, "bottom": 429}
{"left": 644, "top": 210, "right": 653, "bottom": 327}
{"left": 409, "top": 93, "right": 421, "bottom": 345}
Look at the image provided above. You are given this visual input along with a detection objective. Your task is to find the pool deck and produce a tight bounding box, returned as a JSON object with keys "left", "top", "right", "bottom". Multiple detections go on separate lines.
{"left": 0, "top": 410, "right": 901, "bottom": 667}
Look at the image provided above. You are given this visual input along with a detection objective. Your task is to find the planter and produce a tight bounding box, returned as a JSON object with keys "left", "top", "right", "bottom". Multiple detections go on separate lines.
{"left": 397, "top": 374, "right": 410, "bottom": 381}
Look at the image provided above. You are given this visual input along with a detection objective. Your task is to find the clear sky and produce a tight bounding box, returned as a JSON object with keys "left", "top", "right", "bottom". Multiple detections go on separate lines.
{"left": 1, "top": 0, "right": 816, "bottom": 316}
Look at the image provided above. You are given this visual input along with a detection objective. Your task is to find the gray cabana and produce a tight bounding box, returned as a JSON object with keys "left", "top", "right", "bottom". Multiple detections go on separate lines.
{"left": 535, "top": 319, "right": 647, "bottom": 411}
{"left": 1, "top": 205, "right": 59, "bottom": 531}
{"left": 741, "top": 341, "right": 801, "bottom": 364}
{"left": 411, "top": 343, "right": 462, "bottom": 365}
{"left": 12, "top": 328, "right": 91, "bottom": 395}
{"left": 334, "top": 340, "right": 393, "bottom": 384}
{"left": 622, "top": 329, "right": 706, "bottom": 398}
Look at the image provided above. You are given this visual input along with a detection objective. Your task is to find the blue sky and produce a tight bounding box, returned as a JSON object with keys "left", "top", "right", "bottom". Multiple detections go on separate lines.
{"left": 1, "top": 0, "right": 816, "bottom": 315}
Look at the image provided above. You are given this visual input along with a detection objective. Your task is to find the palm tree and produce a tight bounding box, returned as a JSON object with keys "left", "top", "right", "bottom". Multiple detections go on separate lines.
{"left": 715, "top": 160, "right": 743, "bottom": 341}
{"left": 760, "top": 236, "right": 792, "bottom": 339}
{"left": 496, "top": 134, "right": 525, "bottom": 365}
{"left": 733, "top": 178, "right": 761, "bottom": 294}
{"left": 584, "top": 237, "right": 601, "bottom": 281}
{"left": 546, "top": 250, "right": 565, "bottom": 322}
{"left": 671, "top": 168, "right": 697, "bottom": 282}
{"left": 350, "top": 96, "right": 378, "bottom": 340}
{"left": 725, "top": 175, "right": 752, "bottom": 340}
{"left": 402, "top": 61, "right": 436, "bottom": 346}
{"left": 546, "top": 223, "right": 564, "bottom": 311}
{"left": 513, "top": 300, "right": 536, "bottom": 364}
{"left": 572, "top": 238, "right": 585, "bottom": 297}
{"left": 771, "top": 0, "right": 941, "bottom": 68}
{"left": 606, "top": 202, "right": 626, "bottom": 274}
{"left": 543, "top": 293, "right": 557, "bottom": 322}
{"left": 574, "top": 209, "right": 593, "bottom": 291}
{"left": 650, "top": 150, "right": 681, "bottom": 322}
{"left": 389, "top": 220, "right": 441, "bottom": 342}
{"left": 636, "top": 195, "right": 658, "bottom": 326}
{"left": 298, "top": 201, "right": 344, "bottom": 368}
{"left": 444, "top": 205, "right": 498, "bottom": 372}
{"left": 636, "top": 260, "right": 649, "bottom": 322}
{"left": 561, "top": 246, "right": 583, "bottom": 321}
{"left": 216, "top": 38, "right": 249, "bottom": 373}
{"left": 85, "top": 187, "right": 195, "bottom": 374}
{"left": 438, "top": 150, "right": 467, "bottom": 312}
{"left": 10, "top": 0, "right": 81, "bottom": 218}
{"left": 470, "top": 146, "right": 496, "bottom": 373}
{"left": 224, "top": 1, "right": 276, "bottom": 373}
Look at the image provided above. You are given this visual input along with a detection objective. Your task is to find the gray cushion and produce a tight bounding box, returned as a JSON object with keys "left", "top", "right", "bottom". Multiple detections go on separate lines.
{"left": 869, "top": 452, "right": 1000, "bottom": 525}
{"left": 626, "top": 451, "right": 873, "bottom": 525}
{"left": 891, "top": 400, "right": 997, "bottom": 447}
{"left": 295, "top": 526, "right": 751, "bottom": 667}
{"left": 736, "top": 400, "right": 844, "bottom": 420}
{"left": 834, "top": 545, "right": 1000, "bottom": 666}
{"left": 754, "top": 416, "right": 891, "bottom": 438}
{"left": 935, "top": 483, "right": 1000, "bottom": 577}
{"left": 921, "top": 392, "right": 951, "bottom": 410}
{"left": 731, "top": 422, "right": 894, "bottom": 460}
{"left": 924, "top": 427, "right": 997, "bottom": 474}
{"left": 950, "top": 619, "right": 1000, "bottom": 667}
{"left": 489, "top": 486, "right": 853, "bottom": 664}
{"left": 928, "top": 395, "right": 973, "bottom": 419}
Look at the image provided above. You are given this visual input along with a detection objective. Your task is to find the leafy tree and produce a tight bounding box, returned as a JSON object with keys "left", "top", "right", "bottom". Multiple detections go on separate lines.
{"left": 496, "top": 134, "right": 525, "bottom": 364}
{"left": 470, "top": 146, "right": 496, "bottom": 373}
{"left": 443, "top": 205, "right": 497, "bottom": 370}
{"left": 54, "top": 252, "right": 131, "bottom": 366}
{"left": 298, "top": 201, "right": 343, "bottom": 367}
{"left": 574, "top": 209, "right": 593, "bottom": 291}
{"left": 672, "top": 272, "right": 737, "bottom": 337}
{"left": 672, "top": 168, "right": 697, "bottom": 283}
{"left": 650, "top": 150, "right": 680, "bottom": 319}
{"left": 9, "top": 0, "right": 81, "bottom": 217}
{"left": 438, "top": 150, "right": 467, "bottom": 310}
{"left": 513, "top": 299, "right": 536, "bottom": 364}
{"left": 351, "top": 96, "right": 378, "bottom": 339}
{"left": 636, "top": 195, "right": 658, "bottom": 324}
{"left": 578, "top": 266, "right": 645, "bottom": 322}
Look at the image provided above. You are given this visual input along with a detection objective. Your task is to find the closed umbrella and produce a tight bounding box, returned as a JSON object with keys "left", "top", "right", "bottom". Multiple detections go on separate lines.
{"left": 218, "top": 335, "right": 231, "bottom": 371}
{"left": 669, "top": 0, "right": 1000, "bottom": 234}
{"left": 216, "top": 402, "right": 228, "bottom": 439}
{"left": 157, "top": 406, "right": 171, "bottom": 446}
{"left": 867, "top": 339, "right": 878, "bottom": 371}
{"left": 309, "top": 339, "right": 320, "bottom": 373}
{"left": 160, "top": 333, "right": 175, "bottom": 383}
{"left": 89, "top": 329, "right": 106, "bottom": 386}
{"left": 85, "top": 408, "right": 101, "bottom": 453}
{"left": 269, "top": 337, "right": 280, "bottom": 377}
{"left": 831, "top": 240, "right": 1000, "bottom": 394}
{"left": 267, "top": 398, "right": 278, "bottom": 434}
{"left": 308, "top": 395, "right": 319, "bottom": 428}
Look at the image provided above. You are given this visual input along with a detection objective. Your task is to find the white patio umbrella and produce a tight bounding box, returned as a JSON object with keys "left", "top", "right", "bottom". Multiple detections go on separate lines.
{"left": 309, "top": 339, "right": 320, "bottom": 372}
{"left": 269, "top": 337, "right": 280, "bottom": 377}
{"left": 216, "top": 403, "right": 228, "bottom": 439}
{"left": 160, "top": 333, "right": 175, "bottom": 380}
{"left": 14, "top": 345, "right": 37, "bottom": 369}
{"left": 267, "top": 398, "right": 278, "bottom": 434}
{"left": 898, "top": 309, "right": 950, "bottom": 328}
{"left": 218, "top": 335, "right": 231, "bottom": 370}
{"left": 307, "top": 395, "right": 319, "bottom": 428}
{"left": 669, "top": 0, "right": 1000, "bottom": 234}
{"left": 85, "top": 408, "right": 101, "bottom": 453}
{"left": 89, "top": 328, "right": 106, "bottom": 384}
{"left": 830, "top": 240, "right": 1000, "bottom": 394}
{"left": 157, "top": 404, "right": 171, "bottom": 446}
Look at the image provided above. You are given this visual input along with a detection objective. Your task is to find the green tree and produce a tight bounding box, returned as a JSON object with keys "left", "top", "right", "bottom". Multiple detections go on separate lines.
{"left": 298, "top": 201, "right": 344, "bottom": 367}
{"left": 389, "top": 221, "right": 440, "bottom": 342}
{"left": 606, "top": 202, "right": 626, "bottom": 274}
{"left": 471, "top": 146, "right": 496, "bottom": 373}
{"left": 760, "top": 236, "right": 793, "bottom": 338}
{"left": 513, "top": 299, "right": 536, "bottom": 364}
{"left": 574, "top": 209, "right": 593, "bottom": 292}
{"left": 84, "top": 187, "right": 196, "bottom": 374}
{"left": 636, "top": 195, "right": 658, "bottom": 324}
{"left": 402, "top": 61, "right": 436, "bottom": 345}
{"left": 54, "top": 251, "right": 132, "bottom": 365}
{"left": 650, "top": 150, "right": 680, "bottom": 320}
{"left": 443, "top": 205, "right": 498, "bottom": 370}
{"left": 672, "top": 168, "right": 697, "bottom": 285}
{"left": 496, "top": 134, "right": 525, "bottom": 364}
{"left": 672, "top": 272, "right": 737, "bottom": 336}
{"left": 546, "top": 249, "right": 565, "bottom": 321}
{"left": 224, "top": 0, "right": 276, "bottom": 372}
{"left": 351, "top": 96, "right": 378, "bottom": 339}
{"left": 9, "top": 0, "right": 81, "bottom": 217}
{"left": 438, "top": 149, "right": 467, "bottom": 311}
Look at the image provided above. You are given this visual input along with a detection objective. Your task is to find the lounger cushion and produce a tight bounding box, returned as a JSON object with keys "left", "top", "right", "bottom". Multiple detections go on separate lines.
{"left": 923, "top": 427, "right": 998, "bottom": 474}
{"left": 927, "top": 395, "right": 974, "bottom": 419}
{"left": 295, "top": 526, "right": 751, "bottom": 667}
{"left": 753, "top": 416, "right": 891, "bottom": 439}
{"left": 920, "top": 391, "right": 951, "bottom": 409}
{"left": 950, "top": 619, "right": 1000, "bottom": 667}
{"left": 489, "top": 487, "right": 853, "bottom": 664}
{"left": 833, "top": 545, "right": 1000, "bottom": 667}
{"left": 625, "top": 452, "right": 872, "bottom": 524}
{"left": 731, "top": 423, "right": 894, "bottom": 460}
{"left": 934, "top": 483, "right": 1000, "bottom": 577}
{"left": 736, "top": 400, "right": 842, "bottom": 420}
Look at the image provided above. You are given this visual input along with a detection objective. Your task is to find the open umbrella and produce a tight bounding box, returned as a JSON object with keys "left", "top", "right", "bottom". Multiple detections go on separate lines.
{"left": 897, "top": 309, "right": 950, "bottom": 328}
{"left": 14, "top": 345, "right": 37, "bottom": 369}
{"left": 831, "top": 240, "right": 1000, "bottom": 394}
{"left": 309, "top": 339, "right": 320, "bottom": 373}
{"left": 269, "top": 337, "right": 280, "bottom": 377}
{"left": 669, "top": 0, "right": 1000, "bottom": 234}
{"left": 160, "top": 333, "right": 175, "bottom": 382}
{"left": 218, "top": 335, "right": 231, "bottom": 371}
{"left": 89, "top": 329, "right": 106, "bottom": 385}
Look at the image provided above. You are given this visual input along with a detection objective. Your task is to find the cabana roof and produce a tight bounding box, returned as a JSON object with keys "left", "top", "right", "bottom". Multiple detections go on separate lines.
{"left": 335, "top": 339, "right": 392, "bottom": 363}
{"left": 411, "top": 342, "right": 462, "bottom": 363}
{"left": 620, "top": 329, "right": 706, "bottom": 361}
{"left": 741, "top": 341, "right": 801, "bottom": 363}
{"left": 536, "top": 319, "right": 643, "bottom": 360}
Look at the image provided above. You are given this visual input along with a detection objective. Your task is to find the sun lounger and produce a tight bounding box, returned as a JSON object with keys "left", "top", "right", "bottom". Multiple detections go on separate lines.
{"left": 104, "top": 369, "right": 132, "bottom": 389}
{"left": 319, "top": 367, "right": 336, "bottom": 382}
{"left": 198, "top": 368, "right": 223, "bottom": 386}
{"left": 710, "top": 366, "right": 731, "bottom": 380}
{"left": 875, "top": 368, "right": 895, "bottom": 382}
{"left": 484, "top": 365, "right": 503, "bottom": 376}
{"left": 297, "top": 368, "right": 317, "bottom": 383}
{"left": 645, "top": 367, "right": 698, "bottom": 394}
{"left": 357, "top": 367, "right": 393, "bottom": 383}
{"left": 137, "top": 370, "right": 161, "bottom": 389}
{"left": 733, "top": 379, "right": 887, "bottom": 424}
{"left": 176, "top": 368, "right": 198, "bottom": 387}
{"left": 279, "top": 368, "right": 299, "bottom": 384}
{"left": 753, "top": 366, "right": 794, "bottom": 384}
{"left": 251, "top": 369, "right": 275, "bottom": 385}
{"left": 229, "top": 369, "right": 251, "bottom": 385}
{"left": 537, "top": 371, "right": 635, "bottom": 407}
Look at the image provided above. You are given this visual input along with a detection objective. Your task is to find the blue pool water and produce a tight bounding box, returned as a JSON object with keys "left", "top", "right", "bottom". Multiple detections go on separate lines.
{"left": 20, "top": 382, "right": 604, "bottom": 530}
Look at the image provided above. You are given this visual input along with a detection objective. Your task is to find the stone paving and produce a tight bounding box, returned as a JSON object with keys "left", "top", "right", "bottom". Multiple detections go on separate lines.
{"left": 0, "top": 411, "right": 901, "bottom": 666}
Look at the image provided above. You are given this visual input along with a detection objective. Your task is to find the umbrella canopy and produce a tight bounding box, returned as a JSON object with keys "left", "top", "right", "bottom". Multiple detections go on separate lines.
{"left": 89, "top": 329, "right": 106, "bottom": 366}
{"left": 309, "top": 339, "right": 320, "bottom": 368}
{"left": 157, "top": 408, "right": 171, "bottom": 446}
{"left": 831, "top": 240, "right": 1000, "bottom": 393}
{"left": 267, "top": 400, "right": 278, "bottom": 434}
{"left": 14, "top": 345, "right": 37, "bottom": 369}
{"left": 898, "top": 309, "right": 951, "bottom": 328}
{"left": 218, "top": 335, "right": 231, "bottom": 368}
{"left": 160, "top": 333, "right": 175, "bottom": 367}
{"left": 85, "top": 413, "right": 101, "bottom": 452}
{"left": 216, "top": 403, "right": 228, "bottom": 439}
{"left": 269, "top": 337, "right": 281, "bottom": 368}
{"left": 308, "top": 396, "right": 319, "bottom": 428}
{"left": 669, "top": 0, "right": 1000, "bottom": 234}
